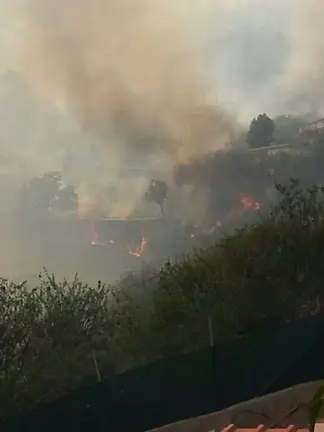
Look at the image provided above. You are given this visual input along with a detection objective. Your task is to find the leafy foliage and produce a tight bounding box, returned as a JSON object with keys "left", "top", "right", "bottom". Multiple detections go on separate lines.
{"left": 18, "top": 171, "right": 78, "bottom": 220}
{"left": 247, "top": 113, "right": 275, "bottom": 148}
{"left": 2, "top": 181, "right": 324, "bottom": 419}
{"left": 54, "top": 184, "right": 78, "bottom": 215}
{"left": 174, "top": 127, "right": 324, "bottom": 228}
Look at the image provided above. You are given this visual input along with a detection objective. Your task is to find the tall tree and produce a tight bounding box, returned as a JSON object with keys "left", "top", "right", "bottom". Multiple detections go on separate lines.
{"left": 54, "top": 185, "right": 78, "bottom": 215}
{"left": 19, "top": 171, "right": 78, "bottom": 219}
{"left": 19, "top": 171, "right": 61, "bottom": 219}
{"left": 247, "top": 113, "right": 275, "bottom": 149}
{"left": 145, "top": 179, "right": 168, "bottom": 216}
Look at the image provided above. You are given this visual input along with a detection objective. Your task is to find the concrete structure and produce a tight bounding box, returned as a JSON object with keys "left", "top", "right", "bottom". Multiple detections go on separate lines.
{"left": 149, "top": 381, "right": 324, "bottom": 432}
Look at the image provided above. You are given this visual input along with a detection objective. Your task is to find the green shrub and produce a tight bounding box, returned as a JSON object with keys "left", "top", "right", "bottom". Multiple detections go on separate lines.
{"left": 2, "top": 180, "right": 324, "bottom": 419}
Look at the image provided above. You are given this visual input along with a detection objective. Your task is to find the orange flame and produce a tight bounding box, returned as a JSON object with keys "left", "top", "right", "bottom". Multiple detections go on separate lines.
{"left": 239, "top": 193, "right": 261, "bottom": 211}
{"left": 127, "top": 236, "right": 147, "bottom": 257}
{"left": 90, "top": 221, "right": 146, "bottom": 258}
{"left": 91, "top": 221, "right": 107, "bottom": 246}
{"left": 189, "top": 220, "right": 222, "bottom": 240}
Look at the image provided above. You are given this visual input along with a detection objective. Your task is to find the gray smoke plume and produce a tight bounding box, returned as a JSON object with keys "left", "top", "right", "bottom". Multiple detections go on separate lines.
{"left": 271, "top": 0, "right": 324, "bottom": 116}
{"left": 14, "top": 5, "right": 231, "bottom": 155}
{"left": 8, "top": 0, "right": 238, "bottom": 217}
{"left": 200, "top": 0, "right": 324, "bottom": 120}
{"left": 0, "top": 0, "right": 322, "bottom": 282}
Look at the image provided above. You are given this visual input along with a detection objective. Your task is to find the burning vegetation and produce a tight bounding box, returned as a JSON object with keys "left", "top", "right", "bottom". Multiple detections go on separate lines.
{"left": 90, "top": 220, "right": 147, "bottom": 258}
{"left": 3, "top": 0, "right": 324, "bottom": 420}
{"left": 15, "top": 154, "right": 267, "bottom": 264}
{"left": 7, "top": 113, "right": 324, "bottom": 284}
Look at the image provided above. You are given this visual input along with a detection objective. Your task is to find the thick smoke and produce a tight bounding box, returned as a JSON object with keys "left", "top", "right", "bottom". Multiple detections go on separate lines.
{"left": 9, "top": 0, "right": 237, "bottom": 217}
{"left": 200, "top": 0, "right": 294, "bottom": 120}
{"left": 0, "top": 0, "right": 323, "bottom": 282}
{"left": 5, "top": 0, "right": 324, "bottom": 129}
{"left": 271, "top": 0, "right": 324, "bottom": 115}
{"left": 201, "top": 0, "right": 324, "bottom": 120}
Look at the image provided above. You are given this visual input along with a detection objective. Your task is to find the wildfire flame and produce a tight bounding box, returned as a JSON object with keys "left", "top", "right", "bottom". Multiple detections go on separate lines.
{"left": 91, "top": 221, "right": 107, "bottom": 247}
{"left": 90, "top": 221, "right": 147, "bottom": 258}
{"left": 190, "top": 221, "right": 221, "bottom": 240}
{"left": 90, "top": 193, "right": 261, "bottom": 254}
{"left": 190, "top": 193, "right": 261, "bottom": 240}
{"left": 239, "top": 193, "right": 261, "bottom": 211}
{"left": 128, "top": 236, "right": 147, "bottom": 257}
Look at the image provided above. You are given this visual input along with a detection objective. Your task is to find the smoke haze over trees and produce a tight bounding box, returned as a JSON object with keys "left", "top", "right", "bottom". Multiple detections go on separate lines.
{"left": 3, "top": 182, "right": 324, "bottom": 420}
{"left": 0, "top": 0, "right": 324, "bottom": 421}
{"left": 0, "top": 1, "right": 321, "bottom": 282}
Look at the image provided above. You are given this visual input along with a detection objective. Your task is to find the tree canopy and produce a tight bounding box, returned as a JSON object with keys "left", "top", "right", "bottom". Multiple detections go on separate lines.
{"left": 247, "top": 113, "right": 275, "bottom": 149}
{"left": 19, "top": 171, "right": 78, "bottom": 220}
{"left": 145, "top": 179, "right": 168, "bottom": 215}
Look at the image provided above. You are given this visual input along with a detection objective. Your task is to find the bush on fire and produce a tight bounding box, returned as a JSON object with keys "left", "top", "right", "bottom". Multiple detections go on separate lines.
{"left": 2, "top": 180, "right": 324, "bottom": 419}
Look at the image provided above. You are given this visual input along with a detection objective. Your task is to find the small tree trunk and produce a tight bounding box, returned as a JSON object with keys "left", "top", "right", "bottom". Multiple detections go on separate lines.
{"left": 160, "top": 202, "right": 165, "bottom": 216}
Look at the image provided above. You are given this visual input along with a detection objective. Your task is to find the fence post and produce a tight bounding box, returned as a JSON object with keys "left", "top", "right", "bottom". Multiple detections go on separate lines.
{"left": 92, "top": 350, "right": 102, "bottom": 382}
{"left": 208, "top": 315, "right": 216, "bottom": 374}
{"left": 208, "top": 315, "right": 214, "bottom": 347}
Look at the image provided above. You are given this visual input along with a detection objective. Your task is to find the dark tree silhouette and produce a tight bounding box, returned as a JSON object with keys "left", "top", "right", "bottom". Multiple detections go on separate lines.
{"left": 19, "top": 171, "right": 78, "bottom": 219}
{"left": 55, "top": 185, "right": 78, "bottom": 215}
{"left": 145, "top": 179, "right": 168, "bottom": 216}
{"left": 247, "top": 113, "right": 275, "bottom": 149}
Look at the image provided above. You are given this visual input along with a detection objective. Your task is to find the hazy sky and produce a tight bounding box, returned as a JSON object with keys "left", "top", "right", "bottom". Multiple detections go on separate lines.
{"left": 0, "top": 0, "right": 306, "bottom": 120}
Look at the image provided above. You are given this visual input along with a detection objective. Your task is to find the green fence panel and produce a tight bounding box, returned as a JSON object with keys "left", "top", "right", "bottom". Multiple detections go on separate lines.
{"left": 2, "top": 315, "right": 324, "bottom": 432}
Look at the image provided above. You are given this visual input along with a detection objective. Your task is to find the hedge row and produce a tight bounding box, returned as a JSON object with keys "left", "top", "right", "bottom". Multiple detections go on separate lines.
{"left": 1, "top": 181, "right": 324, "bottom": 419}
